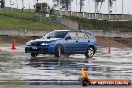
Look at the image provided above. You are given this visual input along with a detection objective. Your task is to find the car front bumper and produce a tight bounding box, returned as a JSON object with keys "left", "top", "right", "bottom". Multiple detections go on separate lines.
{"left": 25, "top": 45, "right": 55, "bottom": 54}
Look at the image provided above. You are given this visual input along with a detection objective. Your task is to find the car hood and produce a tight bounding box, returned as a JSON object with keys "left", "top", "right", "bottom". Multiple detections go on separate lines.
{"left": 27, "top": 38, "right": 62, "bottom": 45}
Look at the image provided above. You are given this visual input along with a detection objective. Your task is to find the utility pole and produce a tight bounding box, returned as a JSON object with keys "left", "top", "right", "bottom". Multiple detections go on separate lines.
{"left": 76, "top": 0, "right": 77, "bottom": 12}
{"left": 129, "top": 0, "right": 130, "bottom": 20}
{"left": 76, "top": 0, "right": 78, "bottom": 16}
{"left": 115, "top": 0, "right": 117, "bottom": 20}
{"left": 58, "top": 0, "right": 60, "bottom": 14}
{"left": 16, "top": 0, "right": 18, "bottom": 10}
{"left": 47, "top": 3, "right": 48, "bottom": 13}
{"left": 40, "top": 0, "right": 43, "bottom": 22}
{"left": 68, "top": 0, "right": 71, "bottom": 16}
{"left": 122, "top": 0, "right": 124, "bottom": 20}
{"left": 22, "top": 0, "right": 24, "bottom": 12}
{"left": 28, "top": 1, "right": 30, "bottom": 12}
{"left": 88, "top": 0, "right": 90, "bottom": 19}
{"left": 40, "top": 1, "right": 42, "bottom": 12}
{"left": 10, "top": 0, "right": 12, "bottom": 11}
{"left": 108, "top": 0, "right": 110, "bottom": 20}
{"left": 95, "top": 1, "right": 97, "bottom": 19}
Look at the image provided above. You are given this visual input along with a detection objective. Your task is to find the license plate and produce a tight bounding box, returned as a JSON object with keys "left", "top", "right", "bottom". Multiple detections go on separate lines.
{"left": 32, "top": 47, "right": 38, "bottom": 49}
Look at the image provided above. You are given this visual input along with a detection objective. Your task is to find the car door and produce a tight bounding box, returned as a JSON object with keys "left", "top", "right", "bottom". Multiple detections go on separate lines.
{"left": 63, "top": 32, "right": 79, "bottom": 53}
{"left": 76, "top": 32, "right": 90, "bottom": 52}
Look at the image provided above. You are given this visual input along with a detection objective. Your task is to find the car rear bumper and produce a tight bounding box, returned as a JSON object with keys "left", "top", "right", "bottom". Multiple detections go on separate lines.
{"left": 95, "top": 46, "right": 97, "bottom": 53}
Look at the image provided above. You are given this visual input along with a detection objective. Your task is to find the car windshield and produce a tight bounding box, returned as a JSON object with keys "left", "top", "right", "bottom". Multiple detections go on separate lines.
{"left": 42, "top": 31, "right": 68, "bottom": 39}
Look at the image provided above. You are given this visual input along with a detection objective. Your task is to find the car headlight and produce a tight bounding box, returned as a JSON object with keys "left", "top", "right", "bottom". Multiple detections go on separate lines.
{"left": 26, "top": 42, "right": 31, "bottom": 46}
{"left": 41, "top": 43, "right": 50, "bottom": 46}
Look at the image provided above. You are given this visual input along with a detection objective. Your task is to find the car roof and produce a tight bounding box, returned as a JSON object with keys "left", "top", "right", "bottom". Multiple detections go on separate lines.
{"left": 54, "top": 30, "right": 69, "bottom": 31}
{"left": 54, "top": 30, "right": 93, "bottom": 34}
{"left": 69, "top": 30, "right": 85, "bottom": 32}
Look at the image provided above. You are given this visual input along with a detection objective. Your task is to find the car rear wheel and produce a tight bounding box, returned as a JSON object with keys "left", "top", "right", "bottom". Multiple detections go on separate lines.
{"left": 55, "top": 45, "right": 62, "bottom": 57}
{"left": 31, "top": 53, "right": 38, "bottom": 57}
{"left": 85, "top": 47, "right": 94, "bottom": 58}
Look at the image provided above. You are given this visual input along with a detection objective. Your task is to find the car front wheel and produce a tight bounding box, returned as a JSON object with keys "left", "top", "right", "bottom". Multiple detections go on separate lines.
{"left": 31, "top": 53, "right": 38, "bottom": 57}
{"left": 85, "top": 47, "right": 94, "bottom": 58}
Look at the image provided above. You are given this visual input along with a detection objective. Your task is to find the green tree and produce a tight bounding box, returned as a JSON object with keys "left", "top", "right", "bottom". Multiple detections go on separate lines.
{"left": 53, "top": 0, "right": 73, "bottom": 11}
{"left": 108, "top": 0, "right": 116, "bottom": 13}
{"left": 94, "top": 0, "right": 105, "bottom": 13}
{"left": 0, "top": 0, "right": 5, "bottom": 8}
{"left": 109, "top": 0, "right": 114, "bottom": 7}
{"left": 79, "top": 0, "right": 85, "bottom": 12}
{"left": 94, "top": 0, "right": 115, "bottom": 13}
{"left": 35, "top": 3, "right": 50, "bottom": 13}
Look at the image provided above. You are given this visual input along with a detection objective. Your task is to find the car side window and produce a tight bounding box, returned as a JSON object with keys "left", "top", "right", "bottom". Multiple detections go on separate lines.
{"left": 90, "top": 35, "right": 95, "bottom": 39}
{"left": 87, "top": 33, "right": 95, "bottom": 39}
{"left": 77, "top": 32, "right": 88, "bottom": 39}
{"left": 67, "top": 32, "right": 78, "bottom": 39}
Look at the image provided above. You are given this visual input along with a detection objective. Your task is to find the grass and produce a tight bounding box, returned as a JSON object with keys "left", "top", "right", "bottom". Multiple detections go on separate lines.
{"left": 0, "top": 11, "right": 36, "bottom": 20}
{"left": 69, "top": 16, "right": 132, "bottom": 32}
{"left": 0, "top": 80, "right": 25, "bottom": 85}
{"left": 0, "top": 11, "right": 68, "bottom": 30}
{"left": 1, "top": 10, "right": 132, "bottom": 32}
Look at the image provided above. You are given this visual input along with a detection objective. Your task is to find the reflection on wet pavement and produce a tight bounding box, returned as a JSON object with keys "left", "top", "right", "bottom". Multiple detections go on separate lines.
{"left": 0, "top": 45, "right": 132, "bottom": 84}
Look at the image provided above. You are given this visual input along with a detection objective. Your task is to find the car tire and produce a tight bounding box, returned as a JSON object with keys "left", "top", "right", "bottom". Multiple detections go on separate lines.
{"left": 31, "top": 53, "right": 38, "bottom": 57}
{"left": 55, "top": 45, "right": 62, "bottom": 57}
{"left": 85, "top": 47, "right": 94, "bottom": 58}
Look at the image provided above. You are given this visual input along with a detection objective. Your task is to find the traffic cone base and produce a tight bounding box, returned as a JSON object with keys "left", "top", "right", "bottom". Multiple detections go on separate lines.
{"left": 12, "top": 50, "right": 16, "bottom": 55}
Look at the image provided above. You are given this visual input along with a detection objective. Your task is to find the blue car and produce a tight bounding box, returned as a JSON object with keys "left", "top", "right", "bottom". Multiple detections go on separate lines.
{"left": 25, "top": 30, "right": 97, "bottom": 58}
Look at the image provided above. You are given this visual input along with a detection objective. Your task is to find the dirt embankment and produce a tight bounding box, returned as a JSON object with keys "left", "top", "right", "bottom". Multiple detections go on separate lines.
{"left": 96, "top": 36, "right": 132, "bottom": 47}
{"left": 0, "top": 36, "right": 132, "bottom": 47}
{"left": 0, "top": 36, "right": 38, "bottom": 44}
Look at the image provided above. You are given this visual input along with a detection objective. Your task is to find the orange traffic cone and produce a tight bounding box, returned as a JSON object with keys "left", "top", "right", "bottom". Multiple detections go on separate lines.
{"left": 108, "top": 46, "right": 111, "bottom": 54}
{"left": 12, "top": 39, "right": 16, "bottom": 50}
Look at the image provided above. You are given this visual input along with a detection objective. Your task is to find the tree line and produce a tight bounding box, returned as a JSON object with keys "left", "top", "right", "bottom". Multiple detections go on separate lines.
{"left": 53, "top": 0, "right": 115, "bottom": 13}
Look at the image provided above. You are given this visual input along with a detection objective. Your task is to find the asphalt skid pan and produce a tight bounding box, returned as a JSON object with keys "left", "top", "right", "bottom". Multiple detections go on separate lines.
{"left": 0, "top": 45, "right": 132, "bottom": 85}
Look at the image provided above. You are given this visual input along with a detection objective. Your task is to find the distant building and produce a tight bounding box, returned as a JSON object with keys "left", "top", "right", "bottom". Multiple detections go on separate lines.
{"left": 0, "top": 0, "right": 5, "bottom": 8}
{"left": 35, "top": 3, "right": 50, "bottom": 13}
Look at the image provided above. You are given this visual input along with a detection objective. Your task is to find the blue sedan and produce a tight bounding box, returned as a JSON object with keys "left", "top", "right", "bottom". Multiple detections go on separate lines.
{"left": 25, "top": 30, "right": 97, "bottom": 58}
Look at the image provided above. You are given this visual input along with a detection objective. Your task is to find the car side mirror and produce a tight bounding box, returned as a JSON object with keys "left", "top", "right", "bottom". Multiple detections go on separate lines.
{"left": 65, "top": 36, "right": 71, "bottom": 40}
{"left": 47, "top": 36, "right": 52, "bottom": 39}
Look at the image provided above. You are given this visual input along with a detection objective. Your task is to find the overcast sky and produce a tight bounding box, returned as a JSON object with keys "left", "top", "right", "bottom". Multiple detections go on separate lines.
{"left": 4, "top": 0, "right": 132, "bottom": 14}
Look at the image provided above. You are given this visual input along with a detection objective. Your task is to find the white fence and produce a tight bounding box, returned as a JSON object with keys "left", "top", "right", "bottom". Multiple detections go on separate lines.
{"left": 0, "top": 30, "right": 47, "bottom": 37}
{"left": 60, "top": 11, "right": 132, "bottom": 21}
{"left": 0, "top": 30, "right": 132, "bottom": 38}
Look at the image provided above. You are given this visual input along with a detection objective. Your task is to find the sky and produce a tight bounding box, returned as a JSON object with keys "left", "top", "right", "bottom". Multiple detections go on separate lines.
{"left": 4, "top": 0, "right": 132, "bottom": 14}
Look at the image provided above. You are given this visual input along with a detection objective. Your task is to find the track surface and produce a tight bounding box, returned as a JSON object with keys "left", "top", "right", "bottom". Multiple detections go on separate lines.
{"left": 0, "top": 44, "right": 132, "bottom": 85}
{"left": 0, "top": 85, "right": 132, "bottom": 88}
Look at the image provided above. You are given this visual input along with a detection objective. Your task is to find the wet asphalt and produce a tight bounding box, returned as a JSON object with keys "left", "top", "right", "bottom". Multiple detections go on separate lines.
{"left": 0, "top": 85, "right": 132, "bottom": 88}
{"left": 0, "top": 44, "right": 132, "bottom": 85}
